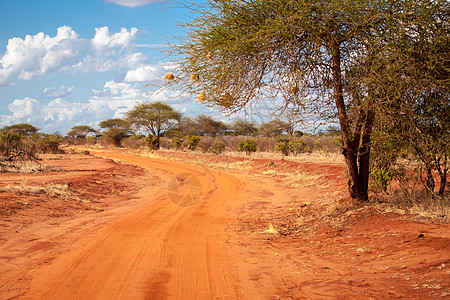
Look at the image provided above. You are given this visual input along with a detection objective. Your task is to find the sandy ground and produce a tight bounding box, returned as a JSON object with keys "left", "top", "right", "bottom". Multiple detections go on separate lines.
{"left": 0, "top": 149, "right": 448, "bottom": 299}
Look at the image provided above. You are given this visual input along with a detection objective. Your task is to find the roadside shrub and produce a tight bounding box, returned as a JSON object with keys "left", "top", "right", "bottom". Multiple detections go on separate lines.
{"left": 122, "top": 135, "right": 143, "bottom": 149}
{"left": 256, "top": 137, "right": 276, "bottom": 152}
{"left": 185, "top": 135, "right": 201, "bottom": 151}
{"left": 81, "top": 150, "right": 90, "bottom": 155}
{"left": 289, "top": 140, "right": 308, "bottom": 155}
{"left": 209, "top": 139, "right": 226, "bottom": 154}
{"left": 145, "top": 135, "right": 160, "bottom": 150}
{"left": 172, "top": 137, "right": 184, "bottom": 149}
{"left": 33, "top": 133, "right": 62, "bottom": 154}
{"left": 275, "top": 138, "right": 292, "bottom": 156}
{"left": 0, "top": 132, "right": 23, "bottom": 157}
{"left": 237, "top": 139, "right": 257, "bottom": 155}
{"left": 197, "top": 136, "right": 214, "bottom": 152}
{"left": 86, "top": 136, "right": 97, "bottom": 146}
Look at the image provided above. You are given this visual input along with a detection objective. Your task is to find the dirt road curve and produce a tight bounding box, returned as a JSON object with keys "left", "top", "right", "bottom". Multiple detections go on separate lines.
{"left": 28, "top": 152, "right": 245, "bottom": 299}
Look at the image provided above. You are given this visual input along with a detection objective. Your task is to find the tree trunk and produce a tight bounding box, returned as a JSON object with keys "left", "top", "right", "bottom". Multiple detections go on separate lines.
{"left": 331, "top": 42, "right": 368, "bottom": 201}
{"left": 357, "top": 105, "right": 375, "bottom": 201}
{"left": 425, "top": 164, "right": 435, "bottom": 194}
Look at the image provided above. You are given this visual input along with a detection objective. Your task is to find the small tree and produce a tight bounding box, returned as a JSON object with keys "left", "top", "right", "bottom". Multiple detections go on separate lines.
{"left": 185, "top": 136, "right": 201, "bottom": 151}
{"left": 195, "top": 115, "right": 227, "bottom": 137}
{"left": 2, "top": 123, "right": 39, "bottom": 136}
{"left": 125, "top": 101, "right": 182, "bottom": 149}
{"left": 259, "top": 120, "right": 289, "bottom": 137}
{"left": 274, "top": 138, "right": 292, "bottom": 156}
{"left": 99, "top": 118, "right": 130, "bottom": 147}
{"left": 237, "top": 139, "right": 257, "bottom": 155}
{"left": 66, "top": 125, "right": 96, "bottom": 140}
{"left": 231, "top": 119, "right": 258, "bottom": 136}
{"left": 209, "top": 139, "right": 226, "bottom": 154}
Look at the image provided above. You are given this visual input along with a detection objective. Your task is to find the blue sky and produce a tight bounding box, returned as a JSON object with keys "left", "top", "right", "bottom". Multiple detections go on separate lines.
{"left": 0, "top": 0, "right": 221, "bottom": 134}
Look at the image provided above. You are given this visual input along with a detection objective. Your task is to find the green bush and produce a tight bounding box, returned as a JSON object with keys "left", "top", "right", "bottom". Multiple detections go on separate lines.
{"left": 0, "top": 131, "right": 23, "bottom": 157}
{"left": 289, "top": 140, "right": 308, "bottom": 155}
{"left": 209, "top": 139, "right": 226, "bottom": 154}
{"left": 237, "top": 139, "right": 257, "bottom": 155}
{"left": 172, "top": 137, "right": 184, "bottom": 149}
{"left": 185, "top": 136, "right": 201, "bottom": 151}
{"left": 145, "top": 135, "right": 160, "bottom": 150}
{"left": 33, "top": 133, "right": 62, "bottom": 154}
{"left": 121, "top": 135, "right": 143, "bottom": 149}
{"left": 86, "top": 136, "right": 97, "bottom": 145}
{"left": 274, "top": 138, "right": 292, "bottom": 156}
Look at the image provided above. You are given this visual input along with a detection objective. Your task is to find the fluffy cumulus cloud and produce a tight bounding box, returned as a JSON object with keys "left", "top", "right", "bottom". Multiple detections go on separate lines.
{"left": 104, "top": 0, "right": 166, "bottom": 8}
{"left": 0, "top": 26, "right": 143, "bottom": 86}
{"left": 0, "top": 81, "right": 152, "bottom": 132}
{"left": 123, "top": 62, "right": 178, "bottom": 83}
{"left": 41, "top": 85, "right": 75, "bottom": 98}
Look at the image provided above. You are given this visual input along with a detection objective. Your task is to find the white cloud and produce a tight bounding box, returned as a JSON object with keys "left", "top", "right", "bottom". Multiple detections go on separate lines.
{"left": 104, "top": 0, "right": 167, "bottom": 8}
{"left": 0, "top": 75, "right": 211, "bottom": 133}
{"left": 123, "top": 65, "right": 159, "bottom": 82}
{"left": 41, "top": 85, "right": 75, "bottom": 98}
{"left": 123, "top": 62, "right": 177, "bottom": 83}
{"left": 92, "top": 26, "right": 139, "bottom": 51}
{"left": 0, "top": 26, "right": 143, "bottom": 84}
{"left": 8, "top": 97, "right": 40, "bottom": 120}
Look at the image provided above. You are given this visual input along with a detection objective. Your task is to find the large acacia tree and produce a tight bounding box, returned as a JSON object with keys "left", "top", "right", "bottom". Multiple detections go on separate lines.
{"left": 170, "top": 0, "right": 447, "bottom": 201}
{"left": 126, "top": 101, "right": 182, "bottom": 149}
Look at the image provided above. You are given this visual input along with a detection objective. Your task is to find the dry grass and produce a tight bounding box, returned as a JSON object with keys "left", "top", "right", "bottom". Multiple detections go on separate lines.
{"left": 0, "top": 160, "right": 62, "bottom": 173}
{"left": 1, "top": 180, "right": 86, "bottom": 202}
{"left": 373, "top": 189, "right": 450, "bottom": 223}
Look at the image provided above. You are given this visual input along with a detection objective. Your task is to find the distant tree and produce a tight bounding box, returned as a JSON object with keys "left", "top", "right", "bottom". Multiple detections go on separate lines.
{"left": 2, "top": 123, "right": 39, "bottom": 136}
{"left": 67, "top": 125, "right": 96, "bottom": 139}
{"left": 167, "top": 115, "right": 227, "bottom": 137}
{"left": 166, "top": 117, "right": 198, "bottom": 138}
{"left": 99, "top": 118, "right": 130, "bottom": 147}
{"left": 231, "top": 119, "right": 258, "bottom": 136}
{"left": 209, "top": 139, "right": 226, "bottom": 154}
{"left": 259, "top": 120, "right": 289, "bottom": 137}
{"left": 237, "top": 139, "right": 257, "bottom": 155}
{"left": 195, "top": 114, "right": 227, "bottom": 137}
{"left": 125, "top": 101, "right": 182, "bottom": 149}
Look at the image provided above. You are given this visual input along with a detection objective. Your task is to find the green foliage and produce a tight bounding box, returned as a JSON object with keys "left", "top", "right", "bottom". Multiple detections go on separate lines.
{"left": 172, "top": 137, "right": 184, "bottom": 149}
{"left": 99, "top": 118, "right": 129, "bottom": 130}
{"left": 103, "top": 128, "right": 128, "bottom": 147}
{"left": 0, "top": 131, "right": 22, "bottom": 157}
{"left": 0, "top": 132, "right": 61, "bottom": 159}
{"left": 67, "top": 125, "right": 96, "bottom": 139}
{"left": 121, "top": 135, "right": 144, "bottom": 149}
{"left": 33, "top": 133, "right": 62, "bottom": 154}
{"left": 145, "top": 135, "right": 160, "bottom": 150}
{"left": 289, "top": 140, "right": 308, "bottom": 155}
{"left": 231, "top": 119, "right": 258, "bottom": 136}
{"left": 2, "top": 123, "right": 39, "bottom": 136}
{"left": 274, "top": 138, "right": 292, "bottom": 156}
{"left": 237, "top": 139, "right": 257, "bottom": 155}
{"left": 209, "top": 139, "right": 226, "bottom": 154}
{"left": 185, "top": 136, "right": 201, "bottom": 151}
{"left": 125, "top": 101, "right": 182, "bottom": 149}
{"left": 275, "top": 138, "right": 309, "bottom": 156}
{"left": 86, "top": 136, "right": 97, "bottom": 145}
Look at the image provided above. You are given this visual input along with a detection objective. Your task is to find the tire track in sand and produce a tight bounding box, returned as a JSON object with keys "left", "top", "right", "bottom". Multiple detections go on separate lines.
{"left": 27, "top": 152, "right": 244, "bottom": 299}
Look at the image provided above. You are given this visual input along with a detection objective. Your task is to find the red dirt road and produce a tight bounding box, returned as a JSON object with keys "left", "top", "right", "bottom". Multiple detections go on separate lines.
{"left": 1, "top": 150, "right": 449, "bottom": 299}
{"left": 27, "top": 152, "right": 245, "bottom": 299}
